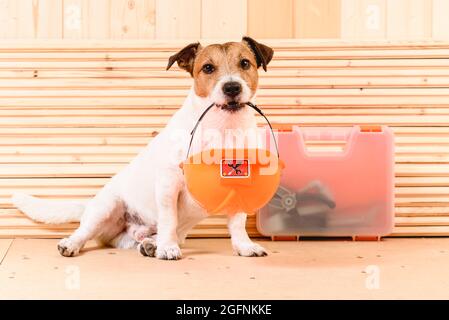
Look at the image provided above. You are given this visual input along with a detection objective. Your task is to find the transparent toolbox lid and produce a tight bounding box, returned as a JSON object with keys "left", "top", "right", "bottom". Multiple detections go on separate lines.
{"left": 257, "top": 125, "right": 395, "bottom": 237}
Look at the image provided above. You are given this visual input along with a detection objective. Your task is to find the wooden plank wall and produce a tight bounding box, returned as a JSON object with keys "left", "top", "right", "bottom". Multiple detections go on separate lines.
{"left": 1, "top": 0, "right": 449, "bottom": 40}
{"left": 0, "top": 40, "right": 449, "bottom": 238}
{"left": 1, "top": 1, "right": 449, "bottom": 238}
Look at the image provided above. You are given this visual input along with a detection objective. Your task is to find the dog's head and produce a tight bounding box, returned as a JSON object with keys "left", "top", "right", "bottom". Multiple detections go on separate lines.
{"left": 167, "top": 37, "right": 273, "bottom": 112}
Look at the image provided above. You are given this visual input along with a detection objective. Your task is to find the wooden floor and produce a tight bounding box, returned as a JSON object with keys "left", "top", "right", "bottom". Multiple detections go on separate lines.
{"left": 0, "top": 238, "right": 449, "bottom": 299}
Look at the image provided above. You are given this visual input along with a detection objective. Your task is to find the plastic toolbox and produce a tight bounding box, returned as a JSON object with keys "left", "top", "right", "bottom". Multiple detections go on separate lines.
{"left": 257, "top": 125, "right": 395, "bottom": 239}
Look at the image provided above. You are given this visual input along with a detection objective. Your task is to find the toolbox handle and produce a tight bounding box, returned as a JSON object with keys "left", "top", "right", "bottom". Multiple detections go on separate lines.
{"left": 294, "top": 126, "right": 361, "bottom": 158}
{"left": 298, "top": 127, "right": 353, "bottom": 142}
{"left": 297, "top": 125, "right": 383, "bottom": 142}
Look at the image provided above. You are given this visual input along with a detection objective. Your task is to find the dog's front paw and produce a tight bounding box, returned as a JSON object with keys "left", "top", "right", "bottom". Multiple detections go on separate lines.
{"left": 156, "top": 243, "right": 182, "bottom": 260}
{"left": 57, "top": 238, "right": 81, "bottom": 257}
{"left": 234, "top": 242, "right": 268, "bottom": 257}
{"left": 138, "top": 237, "right": 157, "bottom": 257}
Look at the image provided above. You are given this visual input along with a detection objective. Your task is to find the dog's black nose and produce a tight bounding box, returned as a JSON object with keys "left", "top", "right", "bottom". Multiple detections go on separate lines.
{"left": 222, "top": 81, "right": 242, "bottom": 98}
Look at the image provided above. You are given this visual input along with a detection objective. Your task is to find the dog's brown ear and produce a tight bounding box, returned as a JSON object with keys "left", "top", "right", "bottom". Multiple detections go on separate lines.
{"left": 166, "top": 42, "right": 202, "bottom": 75}
{"left": 242, "top": 36, "right": 274, "bottom": 72}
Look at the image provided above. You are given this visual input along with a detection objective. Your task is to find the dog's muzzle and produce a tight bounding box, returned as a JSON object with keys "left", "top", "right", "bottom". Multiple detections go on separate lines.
{"left": 218, "top": 81, "right": 244, "bottom": 112}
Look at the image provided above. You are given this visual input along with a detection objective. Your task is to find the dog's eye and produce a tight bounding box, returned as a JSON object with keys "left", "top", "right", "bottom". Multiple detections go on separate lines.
{"left": 202, "top": 64, "right": 215, "bottom": 74}
{"left": 240, "top": 59, "right": 250, "bottom": 70}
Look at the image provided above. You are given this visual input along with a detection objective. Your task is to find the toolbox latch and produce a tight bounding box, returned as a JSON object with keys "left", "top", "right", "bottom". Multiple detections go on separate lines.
{"left": 360, "top": 125, "right": 382, "bottom": 133}
{"left": 272, "top": 124, "right": 293, "bottom": 132}
{"left": 271, "top": 235, "right": 299, "bottom": 241}
{"left": 353, "top": 235, "right": 381, "bottom": 241}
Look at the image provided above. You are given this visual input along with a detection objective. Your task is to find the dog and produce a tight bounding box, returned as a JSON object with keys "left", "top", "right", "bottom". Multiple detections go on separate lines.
{"left": 12, "top": 36, "right": 274, "bottom": 260}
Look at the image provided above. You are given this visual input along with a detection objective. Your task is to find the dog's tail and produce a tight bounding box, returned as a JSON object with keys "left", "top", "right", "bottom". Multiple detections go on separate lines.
{"left": 11, "top": 193, "right": 86, "bottom": 224}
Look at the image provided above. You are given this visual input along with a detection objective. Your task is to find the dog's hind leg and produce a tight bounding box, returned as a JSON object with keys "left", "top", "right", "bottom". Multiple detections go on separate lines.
{"left": 57, "top": 188, "right": 125, "bottom": 257}
{"left": 108, "top": 231, "right": 139, "bottom": 249}
{"left": 125, "top": 224, "right": 157, "bottom": 257}
{"left": 109, "top": 223, "right": 157, "bottom": 257}
{"left": 137, "top": 236, "right": 157, "bottom": 257}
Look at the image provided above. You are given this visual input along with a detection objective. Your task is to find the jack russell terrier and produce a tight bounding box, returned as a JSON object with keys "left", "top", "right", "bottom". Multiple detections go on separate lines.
{"left": 12, "top": 36, "right": 274, "bottom": 260}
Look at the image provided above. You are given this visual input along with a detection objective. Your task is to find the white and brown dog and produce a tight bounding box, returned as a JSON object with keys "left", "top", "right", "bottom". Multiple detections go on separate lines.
{"left": 12, "top": 37, "right": 274, "bottom": 260}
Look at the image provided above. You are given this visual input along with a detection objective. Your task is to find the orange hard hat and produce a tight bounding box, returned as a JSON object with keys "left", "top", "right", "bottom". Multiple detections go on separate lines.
{"left": 181, "top": 102, "right": 284, "bottom": 215}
